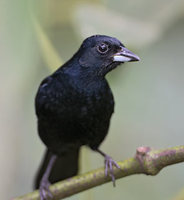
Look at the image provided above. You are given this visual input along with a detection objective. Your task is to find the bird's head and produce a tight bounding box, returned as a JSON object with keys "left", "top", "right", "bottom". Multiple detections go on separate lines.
{"left": 78, "top": 35, "right": 140, "bottom": 76}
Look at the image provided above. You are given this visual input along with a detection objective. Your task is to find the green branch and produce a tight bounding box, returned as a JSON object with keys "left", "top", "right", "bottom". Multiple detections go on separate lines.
{"left": 13, "top": 145, "right": 184, "bottom": 200}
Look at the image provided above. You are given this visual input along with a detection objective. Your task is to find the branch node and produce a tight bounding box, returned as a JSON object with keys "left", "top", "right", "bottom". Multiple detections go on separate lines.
{"left": 136, "top": 146, "right": 160, "bottom": 175}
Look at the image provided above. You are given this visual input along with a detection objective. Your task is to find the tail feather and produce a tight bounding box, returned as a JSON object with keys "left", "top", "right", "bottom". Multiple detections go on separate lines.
{"left": 34, "top": 148, "right": 80, "bottom": 189}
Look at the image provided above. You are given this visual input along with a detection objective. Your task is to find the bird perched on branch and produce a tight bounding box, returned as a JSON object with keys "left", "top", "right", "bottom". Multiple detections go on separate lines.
{"left": 34, "top": 35, "right": 140, "bottom": 200}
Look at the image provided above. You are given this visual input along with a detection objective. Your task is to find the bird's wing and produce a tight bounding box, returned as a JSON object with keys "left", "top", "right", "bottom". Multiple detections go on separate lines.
{"left": 35, "top": 76, "right": 56, "bottom": 117}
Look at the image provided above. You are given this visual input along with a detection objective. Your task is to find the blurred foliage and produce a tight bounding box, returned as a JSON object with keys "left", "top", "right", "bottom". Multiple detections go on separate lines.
{"left": 32, "top": 15, "right": 63, "bottom": 71}
{"left": 173, "top": 188, "right": 184, "bottom": 200}
{"left": 0, "top": 0, "right": 184, "bottom": 200}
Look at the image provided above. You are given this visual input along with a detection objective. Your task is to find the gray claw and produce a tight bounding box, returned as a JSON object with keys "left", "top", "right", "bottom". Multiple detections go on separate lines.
{"left": 104, "top": 155, "right": 120, "bottom": 187}
{"left": 39, "top": 180, "right": 53, "bottom": 200}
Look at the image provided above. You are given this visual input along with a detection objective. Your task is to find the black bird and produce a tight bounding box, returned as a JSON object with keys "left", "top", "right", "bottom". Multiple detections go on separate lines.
{"left": 34, "top": 35, "right": 140, "bottom": 200}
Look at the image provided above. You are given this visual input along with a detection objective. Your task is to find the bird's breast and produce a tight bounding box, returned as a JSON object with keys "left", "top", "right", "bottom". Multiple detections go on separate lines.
{"left": 77, "top": 81, "right": 114, "bottom": 119}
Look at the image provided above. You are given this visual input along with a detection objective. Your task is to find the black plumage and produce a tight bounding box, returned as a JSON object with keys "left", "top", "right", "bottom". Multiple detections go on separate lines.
{"left": 34, "top": 35, "right": 140, "bottom": 199}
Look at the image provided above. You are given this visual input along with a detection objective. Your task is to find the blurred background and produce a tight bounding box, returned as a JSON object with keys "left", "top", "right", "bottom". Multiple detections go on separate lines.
{"left": 0, "top": 0, "right": 184, "bottom": 199}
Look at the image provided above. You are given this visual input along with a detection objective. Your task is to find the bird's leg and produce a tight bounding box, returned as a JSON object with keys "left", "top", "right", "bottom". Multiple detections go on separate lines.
{"left": 96, "top": 149, "right": 120, "bottom": 187}
{"left": 39, "top": 154, "right": 57, "bottom": 200}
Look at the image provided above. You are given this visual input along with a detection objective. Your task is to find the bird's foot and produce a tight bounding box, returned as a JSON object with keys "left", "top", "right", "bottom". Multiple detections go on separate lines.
{"left": 39, "top": 179, "right": 53, "bottom": 200}
{"left": 104, "top": 155, "right": 121, "bottom": 187}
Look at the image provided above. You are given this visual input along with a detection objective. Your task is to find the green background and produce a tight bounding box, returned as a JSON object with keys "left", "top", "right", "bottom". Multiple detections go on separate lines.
{"left": 0, "top": 0, "right": 184, "bottom": 199}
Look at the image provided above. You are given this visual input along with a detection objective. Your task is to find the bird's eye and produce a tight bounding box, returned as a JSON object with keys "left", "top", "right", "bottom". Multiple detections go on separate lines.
{"left": 97, "top": 43, "right": 110, "bottom": 54}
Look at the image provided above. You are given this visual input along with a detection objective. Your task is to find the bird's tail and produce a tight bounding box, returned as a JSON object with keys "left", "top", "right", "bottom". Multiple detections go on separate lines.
{"left": 34, "top": 148, "right": 80, "bottom": 189}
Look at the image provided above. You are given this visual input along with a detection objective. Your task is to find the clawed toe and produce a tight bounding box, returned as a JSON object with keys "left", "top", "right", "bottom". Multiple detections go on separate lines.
{"left": 104, "top": 155, "right": 121, "bottom": 187}
{"left": 96, "top": 149, "right": 121, "bottom": 187}
{"left": 39, "top": 180, "right": 53, "bottom": 200}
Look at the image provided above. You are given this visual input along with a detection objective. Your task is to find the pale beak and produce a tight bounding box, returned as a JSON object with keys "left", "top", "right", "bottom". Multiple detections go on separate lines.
{"left": 113, "top": 47, "right": 140, "bottom": 62}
